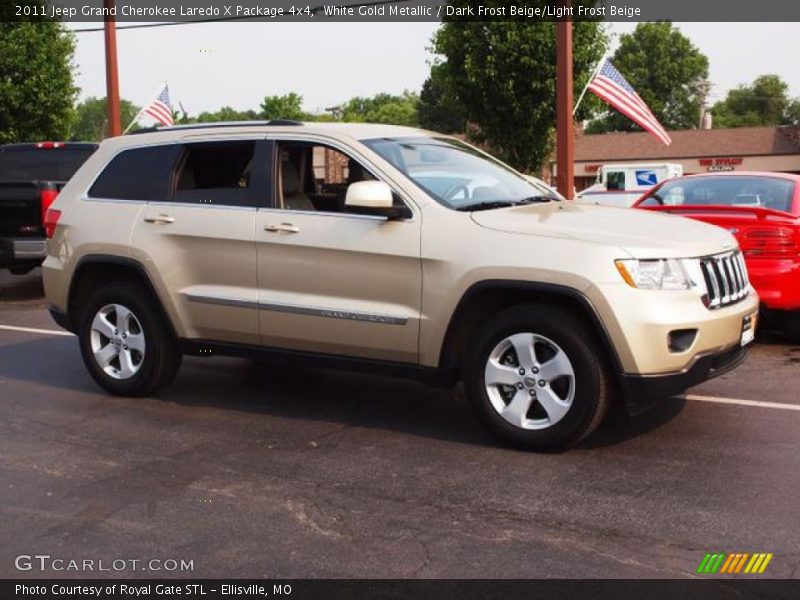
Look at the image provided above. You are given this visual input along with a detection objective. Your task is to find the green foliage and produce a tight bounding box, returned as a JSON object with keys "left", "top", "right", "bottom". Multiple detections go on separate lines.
{"left": 786, "top": 99, "right": 800, "bottom": 126}
{"left": 418, "top": 64, "right": 466, "bottom": 133}
{"left": 433, "top": 3, "right": 608, "bottom": 171}
{"left": 260, "top": 93, "right": 308, "bottom": 121}
{"left": 712, "top": 75, "right": 798, "bottom": 128}
{"left": 588, "top": 22, "right": 709, "bottom": 134}
{"left": 72, "top": 97, "right": 140, "bottom": 141}
{"left": 0, "top": 10, "right": 79, "bottom": 143}
{"left": 340, "top": 92, "right": 419, "bottom": 126}
{"left": 194, "top": 106, "right": 260, "bottom": 123}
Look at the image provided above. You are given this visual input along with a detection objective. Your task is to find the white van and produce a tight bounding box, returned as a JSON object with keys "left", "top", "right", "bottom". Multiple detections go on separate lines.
{"left": 577, "top": 163, "right": 683, "bottom": 207}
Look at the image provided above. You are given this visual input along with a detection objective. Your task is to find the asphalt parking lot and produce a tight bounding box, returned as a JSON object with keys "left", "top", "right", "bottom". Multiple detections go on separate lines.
{"left": 1, "top": 268, "right": 799, "bottom": 579}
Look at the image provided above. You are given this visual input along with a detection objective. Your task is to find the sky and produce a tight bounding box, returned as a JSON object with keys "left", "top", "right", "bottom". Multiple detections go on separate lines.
{"left": 67, "top": 21, "right": 800, "bottom": 120}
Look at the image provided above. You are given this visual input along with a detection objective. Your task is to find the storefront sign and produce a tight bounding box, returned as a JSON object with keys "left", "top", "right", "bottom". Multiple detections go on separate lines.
{"left": 699, "top": 157, "right": 743, "bottom": 171}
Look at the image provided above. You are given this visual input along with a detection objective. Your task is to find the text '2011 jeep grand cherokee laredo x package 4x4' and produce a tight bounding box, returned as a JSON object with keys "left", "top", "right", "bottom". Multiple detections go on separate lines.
{"left": 42, "top": 122, "right": 759, "bottom": 450}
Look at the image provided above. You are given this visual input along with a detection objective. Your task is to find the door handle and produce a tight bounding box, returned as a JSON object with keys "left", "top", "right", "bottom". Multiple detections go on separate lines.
{"left": 144, "top": 214, "right": 175, "bottom": 224}
{"left": 264, "top": 223, "right": 300, "bottom": 234}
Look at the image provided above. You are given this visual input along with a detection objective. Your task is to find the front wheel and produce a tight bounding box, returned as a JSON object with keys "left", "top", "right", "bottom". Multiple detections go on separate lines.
{"left": 78, "top": 282, "right": 182, "bottom": 396}
{"left": 464, "top": 304, "right": 610, "bottom": 451}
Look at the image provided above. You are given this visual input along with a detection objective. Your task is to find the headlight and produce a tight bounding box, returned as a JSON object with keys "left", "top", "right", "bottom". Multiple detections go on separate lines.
{"left": 615, "top": 258, "right": 692, "bottom": 290}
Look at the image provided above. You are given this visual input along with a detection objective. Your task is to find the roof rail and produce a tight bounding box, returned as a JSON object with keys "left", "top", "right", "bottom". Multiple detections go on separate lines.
{"left": 128, "top": 120, "right": 304, "bottom": 135}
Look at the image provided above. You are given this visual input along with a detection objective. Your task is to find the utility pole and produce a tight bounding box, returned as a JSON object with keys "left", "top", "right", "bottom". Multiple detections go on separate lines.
{"left": 697, "top": 79, "right": 711, "bottom": 130}
{"left": 555, "top": 4, "right": 574, "bottom": 200}
{"left": 103, "top": 0, "right": 122, "bottom": 137}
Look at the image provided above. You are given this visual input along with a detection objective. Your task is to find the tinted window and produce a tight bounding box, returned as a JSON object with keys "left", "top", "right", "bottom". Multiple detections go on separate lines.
{"left": 0, "top": 147, "right": 95, "bottom": 182}
{"left": 606, "top": 171, "right": 625, "bottom": 191}
{"left": 641, "top": 176, "right": 796, "bottom": 213}
{"left": 174, "top": 142, "right": 256, "bottom": 206}
{"left": 89, "top": 145, "right": 178, "bottom": 200}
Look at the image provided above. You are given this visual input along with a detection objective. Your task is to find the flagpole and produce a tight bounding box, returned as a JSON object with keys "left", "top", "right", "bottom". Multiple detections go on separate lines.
{"left": 122, "top": 81, "right": 168, "bottom": 134}
{"left": 573, "top": 53, "right": 607, "bottom": 117}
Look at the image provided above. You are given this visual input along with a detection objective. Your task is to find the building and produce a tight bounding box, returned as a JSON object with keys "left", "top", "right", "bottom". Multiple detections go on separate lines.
{"left": 566, "top": 125, "right": 800, "bottom": 191}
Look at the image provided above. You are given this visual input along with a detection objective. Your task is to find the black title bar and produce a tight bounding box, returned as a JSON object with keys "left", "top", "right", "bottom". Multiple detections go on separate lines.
{"left": 9, "top": 0, "right": 800, "bottom": 23}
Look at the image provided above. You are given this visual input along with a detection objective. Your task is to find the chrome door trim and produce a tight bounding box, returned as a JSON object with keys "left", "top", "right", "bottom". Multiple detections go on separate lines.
{"left": 184, "top": 292, "right": 408, "bottom": 325}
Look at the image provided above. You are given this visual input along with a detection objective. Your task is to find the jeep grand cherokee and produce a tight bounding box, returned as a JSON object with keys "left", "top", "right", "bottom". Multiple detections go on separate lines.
{"left": 42, "top": 122, "right": 759, "bottom": 450}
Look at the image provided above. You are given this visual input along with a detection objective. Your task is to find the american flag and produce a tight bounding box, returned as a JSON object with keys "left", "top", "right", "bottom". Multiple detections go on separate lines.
{"left": 587, "top": 60, "right": 672, "bottom": 146}
{"left": 144, "top": 84, "right": 174, "bottom": 126}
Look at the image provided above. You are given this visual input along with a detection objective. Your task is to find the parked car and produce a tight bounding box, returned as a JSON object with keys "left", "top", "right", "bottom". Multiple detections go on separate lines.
{"left": 634, "top": 171, "right": 800, "bottom": 340}
{"left": 0, "top": 142, "right": 98, "bottom": 274}
{"left": 577, "top": 163, "right": 683, "bottom": 207}
{"left": 42, "top": 122, "right": 757, "bottom": 450}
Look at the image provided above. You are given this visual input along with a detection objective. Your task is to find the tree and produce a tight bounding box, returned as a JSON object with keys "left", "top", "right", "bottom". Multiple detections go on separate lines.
{"left": 433, "top": 3, "right": 607, "bottom": 171}
{"left": 712, "top": 75, "right": 797, "bottom": 128}
{"left": 340, "top": 92, "right": 419, "bottom": 126}
{"left": 588, "top": 22, "right": 709, "bottom": 134}
{"left": 786, "top": 99, "right": 800, "bottom": 126}
{"left": 71, "top": 97, "right": 140, "bottom": 141}
{"left": 195, "top": 106, "right": 260, "bottom": 123}
{"left": 418, "top": 64, "right": 466, "bottom": 133}
{"left": 0, "top": 9, "right": 79, "bottom": 143}
{"left": 260, "top": 93, "right": 308, "bottom": 120}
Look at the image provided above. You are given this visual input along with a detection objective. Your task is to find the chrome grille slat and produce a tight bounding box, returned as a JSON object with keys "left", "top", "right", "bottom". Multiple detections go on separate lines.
{"left": 700, "top": 251, "right": 749, "bottom": 310}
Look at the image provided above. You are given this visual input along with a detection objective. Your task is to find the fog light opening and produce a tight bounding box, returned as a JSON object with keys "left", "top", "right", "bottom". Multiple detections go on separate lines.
{"left": 668, "top": 329, "right": 698, "bottom": 353}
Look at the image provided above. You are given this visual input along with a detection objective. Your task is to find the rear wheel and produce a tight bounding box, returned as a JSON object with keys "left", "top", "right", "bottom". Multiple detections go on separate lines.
{"left": 78, "top": 282, "right": 181, "bottom": 396}
{"left": 463, "top": 304, "right": 610, "bottom": 451}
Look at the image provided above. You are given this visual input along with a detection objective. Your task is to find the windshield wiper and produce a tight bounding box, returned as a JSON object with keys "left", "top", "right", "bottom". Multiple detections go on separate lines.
{"left": 456, "top": 200, "right": 519, "bottom": 212}
{"left": 457, "top": 196, "right": 559, "bottom": 212}
{"left": 519, "top": 195, "right": 558, "bottom": 203}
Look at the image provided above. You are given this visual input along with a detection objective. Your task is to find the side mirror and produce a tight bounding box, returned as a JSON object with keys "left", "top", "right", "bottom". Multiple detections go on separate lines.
{"left": 345, "top": 181, "right": 411, "bottom": 220}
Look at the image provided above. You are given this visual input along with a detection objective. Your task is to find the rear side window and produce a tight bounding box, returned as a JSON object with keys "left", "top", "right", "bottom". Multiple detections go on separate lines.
{"left": 174, "top": 142, "right": 256, "bottom": 206}
{"left": 89, "top": 145, "right": 178, "bottom": 200}
{"left": 0, "top": 148, "right": 95, "bottom": 182}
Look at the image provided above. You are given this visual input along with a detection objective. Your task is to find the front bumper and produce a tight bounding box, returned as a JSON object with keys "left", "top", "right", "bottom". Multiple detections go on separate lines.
{"left": 620, "top": 344, "right": 747, "bottom": 415}
{"left": 0, "top": 237, "right": 47, "bottom": 269}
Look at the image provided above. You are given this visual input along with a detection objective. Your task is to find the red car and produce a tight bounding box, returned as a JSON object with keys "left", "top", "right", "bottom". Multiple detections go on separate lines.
{"left": 634, "top": 172, "right": 800, "bottom": 340}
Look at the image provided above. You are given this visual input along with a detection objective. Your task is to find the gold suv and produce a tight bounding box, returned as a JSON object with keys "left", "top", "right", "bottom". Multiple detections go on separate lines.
{"left": 42, "top": 122, "right": 759, "bottom": 450}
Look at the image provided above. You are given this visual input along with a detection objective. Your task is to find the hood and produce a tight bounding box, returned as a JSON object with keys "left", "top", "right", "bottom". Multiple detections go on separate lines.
{"left": 470, "top": 202, "right": 738, "bottom": 259}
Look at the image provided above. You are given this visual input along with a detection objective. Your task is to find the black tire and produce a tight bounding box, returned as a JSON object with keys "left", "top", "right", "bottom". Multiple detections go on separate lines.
{"left": 784, "top": 310, "right": 800, "bottom": 344}
{"left": 463, "top": 304, "right": 610, "bottom": 451}
{"left": 78, "top": 282, "right": 182, "bottom": 396}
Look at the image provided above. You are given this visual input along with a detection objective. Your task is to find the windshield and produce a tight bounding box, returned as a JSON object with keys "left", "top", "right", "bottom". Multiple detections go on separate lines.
{"left": 0, "top": 147, "right": 95, "bottom": 182}
{"left": 362, "top": 136, "right": 560, "bottom": 210}
{"left": 640, "top": 176, "right": 796, "bottom": 213}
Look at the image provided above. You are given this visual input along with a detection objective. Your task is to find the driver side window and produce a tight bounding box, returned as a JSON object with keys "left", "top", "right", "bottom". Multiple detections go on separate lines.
{"left": 606, "top": 171, "right": 625, "bottom": 191}
{"left": 276, "top": 141, "right": 404, "bottom": 214}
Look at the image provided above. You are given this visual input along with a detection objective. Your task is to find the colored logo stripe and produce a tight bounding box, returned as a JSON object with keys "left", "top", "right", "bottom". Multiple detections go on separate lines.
{"left": 697, "top": 553, "right": 773, "bottom": 574}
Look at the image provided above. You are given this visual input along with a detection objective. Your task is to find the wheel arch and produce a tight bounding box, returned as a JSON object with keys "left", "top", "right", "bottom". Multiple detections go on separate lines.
{"left": 66, "top": 255, "right": 179, "bottom": 341}
{"left": 438, "top": 280, "right": 625, "bottom": 384}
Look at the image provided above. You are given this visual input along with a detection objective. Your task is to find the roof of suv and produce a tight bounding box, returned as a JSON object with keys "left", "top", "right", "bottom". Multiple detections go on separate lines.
{"left": 126, "top": 121, "right": 435, "bottom": 143}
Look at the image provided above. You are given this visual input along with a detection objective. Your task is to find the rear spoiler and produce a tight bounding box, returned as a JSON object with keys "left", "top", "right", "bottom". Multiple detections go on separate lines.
{"left": 642, "top": 204, "right": 797, "bottom": 220}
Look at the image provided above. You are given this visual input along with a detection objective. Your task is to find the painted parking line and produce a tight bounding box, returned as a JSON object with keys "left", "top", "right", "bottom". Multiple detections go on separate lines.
{"left": 683, "top": 394, "right": 800, "bottom": 412}
{"left": 0, "top": 324, "right": 74, "bottom": 337}
{"left": 1, "top": 323, "right": 799, "bottom": 413}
